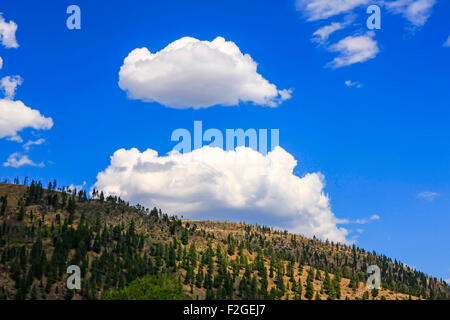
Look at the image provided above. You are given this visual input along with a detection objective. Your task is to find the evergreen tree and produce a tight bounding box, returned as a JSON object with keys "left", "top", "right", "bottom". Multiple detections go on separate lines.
{"left": 305, "top": 270, "right": 314, "bottom": 300}
{"left": 181, "top": 228, "right": 189, "bottom": 246}
{"left": 371, "top": 288, "right": 379, "bottom": 299}
{"left": 362, "top": 291, "right": 370, "bottom": 300}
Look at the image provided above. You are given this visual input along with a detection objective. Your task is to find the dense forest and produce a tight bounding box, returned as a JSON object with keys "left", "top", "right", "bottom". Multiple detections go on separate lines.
{"left": 0, "top": 178, "right": 448, "bottom": 300}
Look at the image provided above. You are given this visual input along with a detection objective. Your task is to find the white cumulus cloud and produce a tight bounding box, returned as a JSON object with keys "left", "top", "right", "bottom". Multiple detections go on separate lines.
{"left": 119, "top": 36, "right": 291, "bottom": 109}
{"left": 0, "top": 14, "right": 19, "bottom": 48}
{"left": 0, "top": 75, "right": 23, "bottom": 99}
{"left": 0, "top": 99, "right": 53, "bottom": 140}
{"left": 3, "top": 152, "right": 43, "bottom": 168}
{"left": 327, "top": 32, "right": 379, "bottom": 68}
{"left": 94, "top": 146, "right": 349, "bottom": 243}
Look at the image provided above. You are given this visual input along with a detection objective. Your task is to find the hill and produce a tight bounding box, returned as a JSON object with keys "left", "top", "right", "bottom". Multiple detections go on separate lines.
{"left": 0, "top": 181, "right": 448, "bottom": 300}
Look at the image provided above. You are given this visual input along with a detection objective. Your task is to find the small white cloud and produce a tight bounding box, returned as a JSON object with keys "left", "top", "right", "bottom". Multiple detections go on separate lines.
{"left": 0, "top": 99, "right": 53, "bottom": 140}
{"left": 356, "top": 228, "right": 364, "bottom": 234}
{"left": 312, "top": 15, "right": 356, "bottom": 44}
{"left": 119, "top": 36, "right": 291, "bottom": 109}
{"left": 385, "top": 0, "right": 436, "bottom": 27}
{"left": 297, "top": 1, "right": 434, "bottom": 71}
{"left": 443, "top": 35, "right": 450, "bottom": 47}
{"left": 0, "top": 75, "right": 23, "bottom": 99}
{"left": 0, "top": 56, "right": 3, "bottom": 70}
{"left": 23, "top": 138, "right": 45, "bottom": 151}
{"left": 94, "top": 146, "right": 350, "bottom": 243}
{"left": 327, "top": 32, "right": 379, "bottom": 68}
{"left": 3, "top": 152, "right": 44, "bottom": 168}
{"left": 0, "top": 14, "right": 19, "bottom": 48}
{"left": 345, "top": 80, "right": 363, "bottom": 88}
{"left": 417, "top": 191, "right": 439, "bottom": 201}
{"left": 7, "top": 134, "right": 22, "bottom": 143}
{"left": 296, "top": 0, "right": 436, "bottom": 27}
{"left": 68, "top": 181, "right": 87, "bottom": 193}
{"left": 296, "top": 0, "right": 370, "bottom": 21}
{"left": 343, "top": 214, "right": 380, "bottom": 224}
{"left": 313, "top": 22, "right": 346, "bottom": 44}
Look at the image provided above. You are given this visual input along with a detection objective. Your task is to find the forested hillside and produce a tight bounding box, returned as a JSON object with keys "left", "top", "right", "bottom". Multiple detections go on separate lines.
{"left": 0, "top": 180, "right": 448, "bottom": 300}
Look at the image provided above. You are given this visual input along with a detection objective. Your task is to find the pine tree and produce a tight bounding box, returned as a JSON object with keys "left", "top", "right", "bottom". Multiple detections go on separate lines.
{"left": 297, "top": 278, "right": 303, "bottom": 298}
{"left": 275, "top": 268, "right": 285, "bottom": 296}
{"left": 371, "top": 288, "right": 379, "bottom": 298}
{"left": 30, "top": 286, "right": 38, "bottom": 300}
{"left": 260, "top": 266, "right": 268, "bottom": 299}
{"left": 332, "top": 271, "right": 341, "bottom": 299}
{"left": 17, "top": 206, "right": 25, "bottom": 221}
{"left": 181, "top": 228, "right": 189, "bottom": 246}
{"left": 323, "top": 271, "right": 331, "bottom": 294}
{"left": 206, "top": 288, "right": 214, "bottom": 300}
{"left": 349, "top": 272, "right": 359, "bottom": 290}
{"left": 315, "top": 269, "right": 322, "bottom": 280}
{"left": 362, "top": 291, "right": 370, "bottom": 300}
{"left": 196, "top": 268, "right": 204, "bottom": 288}
{"left": 0, "top": 195, "right": 7, "bottom": 215}
{"left": 305, "top": 270, "right": 314, "bottom": 300}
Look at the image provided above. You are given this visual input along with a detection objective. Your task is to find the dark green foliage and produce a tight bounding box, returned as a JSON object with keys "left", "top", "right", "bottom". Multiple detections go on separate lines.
{"left": 0, "top": 196, "right": 7, "bottom": 216}
{"left": 372, "top": 288, "right": 379, "bottom": 298}
{"left": 67, "top": 197, "right": 76, "bottom": 216}
{"left": 362, "top": 291, "right": 370, "bottom": 300}
{"left": 349, "top": 272, "right": 360, "bottom": 290}
{"left": 17, "top": 206, "right": 25, "bottom": 221}
{"left": 181, "top": 228, "right": 189, "bottom": 246}
{"left": 305, "top": 268, "right": 314, "bottom": 300}
{"left": 102, "top": 274, "right": 190, "bottom": 300}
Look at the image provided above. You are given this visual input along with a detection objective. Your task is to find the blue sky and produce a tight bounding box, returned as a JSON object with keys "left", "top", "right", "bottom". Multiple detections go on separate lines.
{"left": 0, "top": 1, "right": 449, "bottom": 280}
